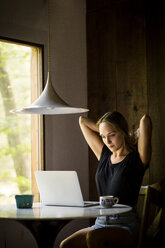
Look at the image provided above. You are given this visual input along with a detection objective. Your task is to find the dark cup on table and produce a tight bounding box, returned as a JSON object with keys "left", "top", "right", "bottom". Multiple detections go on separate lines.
{"left": 15, "top": 194, "right": 34, "bottom": 208}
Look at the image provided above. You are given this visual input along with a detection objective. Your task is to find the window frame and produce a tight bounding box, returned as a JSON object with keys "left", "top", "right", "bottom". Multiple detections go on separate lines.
{"left": 0, "top": 37, "right": 44, "bottom": 202}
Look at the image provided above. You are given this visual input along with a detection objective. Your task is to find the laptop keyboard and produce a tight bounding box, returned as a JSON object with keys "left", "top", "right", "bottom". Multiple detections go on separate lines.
{"left": 84, "top": 201, "right": 99, "bottom": 207}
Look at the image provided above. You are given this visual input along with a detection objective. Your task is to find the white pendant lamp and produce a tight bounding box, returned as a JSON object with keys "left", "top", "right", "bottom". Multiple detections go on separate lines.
{"left": 11, "top": 0, "right": 89, "bottom": 115}
{"left": 13, "top": 72, "right": 89, "bottom": 115}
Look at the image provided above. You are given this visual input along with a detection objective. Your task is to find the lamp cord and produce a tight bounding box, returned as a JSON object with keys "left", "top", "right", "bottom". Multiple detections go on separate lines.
{"left": 48, "top": 0, "right": 50, "bottom": 74}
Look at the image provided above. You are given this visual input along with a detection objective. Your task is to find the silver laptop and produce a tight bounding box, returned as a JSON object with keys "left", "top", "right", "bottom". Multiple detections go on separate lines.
{"left": 35, "top": 171, "right": 99, "bottom": 207}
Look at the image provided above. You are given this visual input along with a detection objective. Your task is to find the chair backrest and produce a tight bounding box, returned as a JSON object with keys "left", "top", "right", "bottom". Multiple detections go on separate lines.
{"left": 138, "top": 179, "right": 165, "bottom": 247}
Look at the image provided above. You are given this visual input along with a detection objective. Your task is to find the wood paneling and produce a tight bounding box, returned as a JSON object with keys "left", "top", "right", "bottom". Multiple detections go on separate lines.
{"left": 87, "top": 4, "right": 117, "bottom": 200}
{"left": 87, "top": 0, "right": 165, "bottom": 200}
{"left": 146, "top": 0, "right": 165, "bottom": 184}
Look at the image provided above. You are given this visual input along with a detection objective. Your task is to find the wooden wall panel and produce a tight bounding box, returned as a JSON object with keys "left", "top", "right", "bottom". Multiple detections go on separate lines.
{"left": 114, "top": 2, "right": 149, "bottom": 187}
{"left": 87, "top": 8, "right": 117, "bottom": 119}
{"left": 115, "top": 2, "right": 148, "bottom": 125}
{"left": 146, "top": 0, "right": 165, "bottom": 184}
{"left": 87, "top": 0, "right": 165, "bottom": 199}
{"left": 87, "top": 6, "right": 117, "bottom": 200}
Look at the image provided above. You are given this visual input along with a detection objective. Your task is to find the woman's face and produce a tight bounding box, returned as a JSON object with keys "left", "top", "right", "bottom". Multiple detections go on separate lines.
{"left": 99, "top": 122, "right": 125, "bottom": 152}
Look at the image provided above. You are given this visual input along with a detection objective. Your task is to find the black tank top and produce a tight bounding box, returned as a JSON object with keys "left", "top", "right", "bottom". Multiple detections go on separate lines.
{"left": 96, "top": 145, "right": 148, "bottom": 206}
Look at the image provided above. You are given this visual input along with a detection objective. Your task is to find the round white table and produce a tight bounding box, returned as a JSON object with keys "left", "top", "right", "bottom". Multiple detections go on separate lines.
{"left": 0, "top": 203, "right": 132, "bottom": 247}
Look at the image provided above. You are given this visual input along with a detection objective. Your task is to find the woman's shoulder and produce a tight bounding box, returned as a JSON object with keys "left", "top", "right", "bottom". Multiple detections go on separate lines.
{"left": 127, "top": 149, "right": 149, "bottom": 170}
{"left": 98, "top": 145, "right": 111, "bottom": 162}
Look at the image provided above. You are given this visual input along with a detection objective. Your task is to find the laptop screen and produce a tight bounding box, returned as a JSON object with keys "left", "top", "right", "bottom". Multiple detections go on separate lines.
{"left": 35, "top": 171, "right": 85, "bottom": 206}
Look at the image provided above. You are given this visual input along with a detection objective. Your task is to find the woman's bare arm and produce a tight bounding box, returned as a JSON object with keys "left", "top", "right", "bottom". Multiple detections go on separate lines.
{"left": 138, "top": 114, "right": 152, "bottom": 167}
{"left": 79, "top": 116, "right": 104, "bottom": 160}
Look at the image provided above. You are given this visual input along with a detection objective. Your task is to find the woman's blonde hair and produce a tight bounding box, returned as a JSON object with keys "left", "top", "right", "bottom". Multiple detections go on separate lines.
{"left": 97, "top": 111, "right": 136, "bottom": 151}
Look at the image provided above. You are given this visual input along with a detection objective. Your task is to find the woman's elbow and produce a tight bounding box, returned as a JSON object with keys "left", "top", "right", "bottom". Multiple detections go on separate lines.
{"left": 140, "top": 114, "right": 152, "bottom": 133}
{"left": 79, "top": 116, "right": 84, "bottom": 126}
{"left": 141, "top": 114, "right": 152, "bottom": 126}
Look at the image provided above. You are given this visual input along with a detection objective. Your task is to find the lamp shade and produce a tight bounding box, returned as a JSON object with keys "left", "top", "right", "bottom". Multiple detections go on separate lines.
{"left": 11, "top": 73, "right": 89, "bottom": 115}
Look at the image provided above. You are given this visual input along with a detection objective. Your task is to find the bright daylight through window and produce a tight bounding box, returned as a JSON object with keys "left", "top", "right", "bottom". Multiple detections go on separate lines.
{"left": 0, "top": 40, "right": 43, "bottom": 204}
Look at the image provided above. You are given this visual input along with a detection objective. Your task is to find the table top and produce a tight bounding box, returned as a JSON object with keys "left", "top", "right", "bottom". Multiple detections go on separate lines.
{"left": 0, "top": 203, "right": 132, "bottom": 221}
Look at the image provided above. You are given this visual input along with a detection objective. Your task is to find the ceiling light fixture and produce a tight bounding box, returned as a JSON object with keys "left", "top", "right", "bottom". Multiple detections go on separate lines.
{"left": 11, "top": 0, "right": 89, "bottom": 115}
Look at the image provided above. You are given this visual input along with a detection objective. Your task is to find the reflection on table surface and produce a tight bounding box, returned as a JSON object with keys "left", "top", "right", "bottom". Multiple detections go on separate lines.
{"left": 0, "top": 203, "right": 132, "bottom": 220}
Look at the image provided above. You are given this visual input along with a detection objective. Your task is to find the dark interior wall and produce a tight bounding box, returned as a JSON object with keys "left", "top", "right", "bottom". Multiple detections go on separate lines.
{"left": 44, "top": 0, "right": 89, "bottom": 200}
{"left": 146, "top": 0, "right": 165, "bottom": 184}
{"left": 87, "top": 0, "right": 165, "bottom": 200}
{"left": 0, "top": 0, "right": 89, "bottom": 247}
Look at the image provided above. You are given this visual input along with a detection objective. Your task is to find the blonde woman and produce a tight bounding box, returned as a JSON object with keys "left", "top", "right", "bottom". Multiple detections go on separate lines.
{"left": 60, "top": 111, "right": 152, "bottom": 248}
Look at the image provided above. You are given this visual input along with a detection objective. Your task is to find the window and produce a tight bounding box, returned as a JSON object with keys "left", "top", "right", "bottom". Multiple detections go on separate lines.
{"left": 0, "top": 39, "right": 43, "bottom": 204}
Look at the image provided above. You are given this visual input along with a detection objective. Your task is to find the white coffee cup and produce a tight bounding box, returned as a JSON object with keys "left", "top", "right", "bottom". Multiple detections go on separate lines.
{"left": 100, "top": 195, "right": 119, "bottom": 208}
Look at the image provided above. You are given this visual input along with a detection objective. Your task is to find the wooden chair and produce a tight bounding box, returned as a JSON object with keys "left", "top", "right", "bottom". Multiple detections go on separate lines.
{"left": 138, "top": 179, "right": 165, "bottom": 248}
{"left": 86, "top": 179, "right": 165, "bottom": 248}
